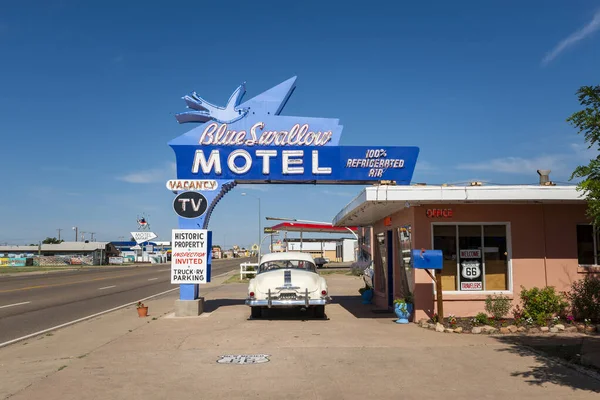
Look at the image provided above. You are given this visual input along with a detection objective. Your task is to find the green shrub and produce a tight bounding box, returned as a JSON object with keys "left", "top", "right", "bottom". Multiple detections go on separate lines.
{"left": 473, "top": 312, "right": 489, "bottom": 326}
{"left": 484, "top": 294, "right": 511, "bottom": 319}
{"left": 567, "top": 275, "right": 600, "bottom": 323}
{"left": 519, "top": 286, "right": 568, "bottom": 325}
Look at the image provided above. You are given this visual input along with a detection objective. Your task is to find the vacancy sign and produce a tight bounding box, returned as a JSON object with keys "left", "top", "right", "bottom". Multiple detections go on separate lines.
{"left": 171, "top": 229, "right": 210, "bottom": 284}
{"left": 130, "top": 231, "right": 158, "bottom": 244}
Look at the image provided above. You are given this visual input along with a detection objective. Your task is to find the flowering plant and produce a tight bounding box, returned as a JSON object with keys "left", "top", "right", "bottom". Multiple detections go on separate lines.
{"left": 566, "top": 315, "right": 575, "bottom": 324}
{"left": 584, "top": 318, "right": 591, "bottom": 326}
{"left": 136, "top": 301, "right": 146, "bottom": 309}
{"left": 448, "top": 314, "right": 457, "bottom": 326}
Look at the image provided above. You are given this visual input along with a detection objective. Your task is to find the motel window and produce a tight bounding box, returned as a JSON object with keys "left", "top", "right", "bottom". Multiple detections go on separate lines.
{"left": 433, "top": 224, "right": 509, "bottom": 292}
{"left": 576, "top": 225, "right": 597, "bottom": 265}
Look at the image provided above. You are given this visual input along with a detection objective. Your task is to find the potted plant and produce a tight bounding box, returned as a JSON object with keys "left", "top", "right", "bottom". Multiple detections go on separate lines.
{"left": 358, "top": 285, "right": 374, "bottom": 304}
{"left": 136, "top": 301, "right": 148, "bottom": 317}
{"left": 393, "top": 292, "right": 414, "bottom": 324}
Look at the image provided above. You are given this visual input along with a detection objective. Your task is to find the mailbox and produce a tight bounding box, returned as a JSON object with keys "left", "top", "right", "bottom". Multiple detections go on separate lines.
{"left": 411, "top": 249, "right": 443, "bottom": 270}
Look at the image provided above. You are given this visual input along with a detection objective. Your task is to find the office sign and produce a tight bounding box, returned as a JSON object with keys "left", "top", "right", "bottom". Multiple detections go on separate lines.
{"left": 171, "top": 229, "right": 212, "bottom": 284}
{"left": 173, "top": 191, "right": 208, "bottom": 219}
{"left": 168, "top": 77, "right": 420, "bottom": 229}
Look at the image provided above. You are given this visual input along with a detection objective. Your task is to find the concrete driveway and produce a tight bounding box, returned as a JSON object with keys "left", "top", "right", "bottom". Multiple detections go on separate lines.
{"left": 1, "top": 273, "right": 599, "bottom": 400}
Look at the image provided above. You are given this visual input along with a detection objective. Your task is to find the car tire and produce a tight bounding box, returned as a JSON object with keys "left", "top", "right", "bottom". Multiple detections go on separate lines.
{"left": 314, "top": 305, "right": 325, "bottom": 319}
{"left": 251, "top": 307, "right": 262, "bottom": 319}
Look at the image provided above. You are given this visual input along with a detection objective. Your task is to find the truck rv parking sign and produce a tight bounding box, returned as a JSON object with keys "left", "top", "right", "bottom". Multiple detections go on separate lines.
{"left": 171, "top": 229, "right": 212, "bottom": 284}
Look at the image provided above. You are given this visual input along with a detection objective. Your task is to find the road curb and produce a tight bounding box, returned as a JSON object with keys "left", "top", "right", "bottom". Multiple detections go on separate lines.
{"left": 0, "top": 288, "right": 179, "bottom": 349}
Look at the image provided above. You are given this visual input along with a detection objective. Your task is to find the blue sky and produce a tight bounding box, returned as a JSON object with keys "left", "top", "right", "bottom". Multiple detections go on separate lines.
{"left": 1, "top": 1, "right": 599, "bottom": 248}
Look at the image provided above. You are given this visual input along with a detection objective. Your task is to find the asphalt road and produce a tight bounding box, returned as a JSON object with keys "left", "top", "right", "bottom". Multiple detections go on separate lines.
{"left": 0, "top": 257, "right": 252, "bottom": 344}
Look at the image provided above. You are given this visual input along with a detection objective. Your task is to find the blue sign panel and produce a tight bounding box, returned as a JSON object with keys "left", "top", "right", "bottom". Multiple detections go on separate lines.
{"left": 412, "top": 250, "right": 443, "bottom": 270}
{"left": 171, "top": 146, "right": 419, "bottom": 183}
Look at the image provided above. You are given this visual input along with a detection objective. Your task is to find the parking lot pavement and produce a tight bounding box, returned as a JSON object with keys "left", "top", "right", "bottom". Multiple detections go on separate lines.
{"left": 1, "top": 273, "right": 599, "bottom": 400}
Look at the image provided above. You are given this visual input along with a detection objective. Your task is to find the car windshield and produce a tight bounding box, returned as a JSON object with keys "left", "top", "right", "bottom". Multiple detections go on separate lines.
{"left": 258, "top": 259, "right": 316, "bottom": 273}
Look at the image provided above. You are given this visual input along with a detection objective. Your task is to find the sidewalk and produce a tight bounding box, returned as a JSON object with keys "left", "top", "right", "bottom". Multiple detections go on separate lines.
{"left": 1, "top": 273, "right": 599, "bottom": 400}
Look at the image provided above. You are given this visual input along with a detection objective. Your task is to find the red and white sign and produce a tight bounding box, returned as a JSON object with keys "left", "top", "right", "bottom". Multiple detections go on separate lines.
{"left": 461, "top": 282, "right": 483, "bottom": 291}
{"left": 171, "top": 229, "right": 208, "bottom": 284}
{"left": 460, "top": 249, "right": 481, "bottom": 258}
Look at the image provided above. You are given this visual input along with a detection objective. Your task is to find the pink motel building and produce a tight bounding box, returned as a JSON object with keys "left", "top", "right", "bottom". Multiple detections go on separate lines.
{"left": 333, "top": 172, "right": 598, "bottom": 321}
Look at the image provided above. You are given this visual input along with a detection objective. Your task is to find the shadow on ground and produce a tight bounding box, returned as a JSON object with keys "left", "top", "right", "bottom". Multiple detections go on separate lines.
{"left": 493, "top": 334, "right": 600, "bottom": 393}
{"left": 203, "top": 298, "right": 245, "bottom": 313}
{"left": 333, "top": 295, "right": 396, "bottom": 319}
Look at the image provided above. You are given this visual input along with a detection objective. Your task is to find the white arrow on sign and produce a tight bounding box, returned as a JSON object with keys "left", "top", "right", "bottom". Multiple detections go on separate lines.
{"left": 130, "top": 231, "right": 158, "bottom": 244}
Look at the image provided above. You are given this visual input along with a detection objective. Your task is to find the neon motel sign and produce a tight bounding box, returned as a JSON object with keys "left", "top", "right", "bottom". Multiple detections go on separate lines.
{"left": 168, "top": 77, "right": 420, "bottom": 297}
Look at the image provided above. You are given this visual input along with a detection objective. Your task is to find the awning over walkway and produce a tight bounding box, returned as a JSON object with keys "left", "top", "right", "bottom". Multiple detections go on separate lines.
{"left": 332, "top": 184, "right": 584, "bottom": 227}
{"left": 268, "top": 222, "right": 358, "bottom": 234}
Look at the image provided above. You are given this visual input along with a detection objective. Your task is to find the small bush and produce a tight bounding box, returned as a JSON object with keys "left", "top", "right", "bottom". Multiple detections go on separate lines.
{"left": 473, "top": 312, "right": 489, "bottom": 326}
{"left": 567, "top": 275, "right": 600, "bottom": 323}
{"left": 519, "top": 286, "right": 568, "bottom": 325}
{"left": 484, "top": 294, "right": 511, "bottom": 319}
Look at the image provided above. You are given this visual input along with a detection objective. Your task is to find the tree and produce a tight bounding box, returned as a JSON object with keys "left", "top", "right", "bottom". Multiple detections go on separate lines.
{"left": 569, "top": 85, "right": 600, "bottom": 225}
{"left": 42, "top": 237, "right": 64, "bottom": 244}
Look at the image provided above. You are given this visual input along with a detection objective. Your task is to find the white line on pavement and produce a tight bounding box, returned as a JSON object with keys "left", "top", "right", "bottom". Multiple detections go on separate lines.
{"left": 158, "top": 269, "right": 170, "bottom": 272}
{"left": 0, "top": 288, "right": 179, "bottom": 349}
{"left": 98, "top": 285, "right": 116, "bottom": 290}
{"left": 0, "top": 301, "right": 31, "bottom": 309}
{"left": 148, "top": 278, "right": 158, "bottom": 281}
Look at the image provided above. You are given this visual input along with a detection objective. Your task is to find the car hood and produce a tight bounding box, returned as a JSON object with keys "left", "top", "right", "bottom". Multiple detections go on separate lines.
{"left": 253, "top": 269, "right": 321, "bottom": 293}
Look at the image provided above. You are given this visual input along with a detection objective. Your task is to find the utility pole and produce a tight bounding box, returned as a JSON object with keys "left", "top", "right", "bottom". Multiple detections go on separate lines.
{"left": 90, "top": 232, "right": 96, "bottom": 242}
{"left": 57, "top": 228, "right": 63, "bottom": 241}
{"left": 81, "top": 231, "right": 87, "bottom": 242}
{"left": 72, "top": 226, "right": 78, "bottom": 242}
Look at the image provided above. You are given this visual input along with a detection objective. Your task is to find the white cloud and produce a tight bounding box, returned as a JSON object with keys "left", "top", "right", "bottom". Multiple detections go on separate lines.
{"left": 457, "top": 155, "right": 564, "bottom": 174}
{"left": 456, "top": 142, "right": 594, "bottom": 175}
{"left": 117, "top": 162, "right": 176, "bottom": 183}
{"left": 542, "top": 10, "right": 600, "bottom": 66}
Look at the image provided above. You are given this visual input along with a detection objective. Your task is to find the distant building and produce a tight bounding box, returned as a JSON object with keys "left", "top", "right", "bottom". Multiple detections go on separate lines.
{"left": 284, "top": 238, "right": 357, "bottom": 262}
{"left": 0, "top": 242, "right": 119, "bottom": 265}
{"left": 212, "top": 246, "right": 222, "bottom": 259}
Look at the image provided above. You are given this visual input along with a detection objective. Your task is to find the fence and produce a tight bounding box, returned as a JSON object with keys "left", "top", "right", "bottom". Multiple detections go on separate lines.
{"left": 240, "top": 262, "right": 258, "bottom": 279}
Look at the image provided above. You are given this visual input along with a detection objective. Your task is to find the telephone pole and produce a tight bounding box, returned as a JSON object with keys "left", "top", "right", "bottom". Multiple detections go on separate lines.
{"left": 57, "top": 228, "right": 63, "bottom": 241}
{"left": 90, "top": 232, "right": 96, "bottom": 242}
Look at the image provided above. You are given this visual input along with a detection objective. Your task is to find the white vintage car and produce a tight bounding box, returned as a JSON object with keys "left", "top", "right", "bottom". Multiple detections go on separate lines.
{"left": 245, "top": 252, "right": 330, "bottom": 318}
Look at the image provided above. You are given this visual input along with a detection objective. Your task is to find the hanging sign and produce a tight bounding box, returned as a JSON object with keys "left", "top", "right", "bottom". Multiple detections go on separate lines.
{"left": 171, "top": 229, "right": 212, "bottom": 284}
{"left": 173, "top": 192, "right": 208, "bottom": 219}
{"left": 168, "top": 76, "right": 421, "bottom": 230}
{"left": 459, "top": 249, "right": 483, "bottom": 291}
{"left": 130, "top": 231, "right": 158, "bottom": 244}
{"left": 166, "top": 179, "right": 218, "bottom": 191}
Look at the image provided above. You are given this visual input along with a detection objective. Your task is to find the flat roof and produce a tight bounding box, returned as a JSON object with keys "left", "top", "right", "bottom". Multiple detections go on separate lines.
{"left": 0, "top": 242, "right": 110, "bottom": 252}
{"left": 333, "top": 184, "right": 584, "bottom": 227}
{"left": 269, "top": 222, "right": 358, "bottom": 234}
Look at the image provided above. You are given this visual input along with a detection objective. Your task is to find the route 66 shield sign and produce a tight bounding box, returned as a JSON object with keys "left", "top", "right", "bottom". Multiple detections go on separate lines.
{"left": 217, "top": 354, "right": 270, "bottom": 364}
{"left": 461, "top": 261, "right": 481, "bottom": 280}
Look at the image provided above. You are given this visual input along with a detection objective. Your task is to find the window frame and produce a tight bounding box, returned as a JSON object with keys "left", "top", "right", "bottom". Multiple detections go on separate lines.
{"left": 576, "top": 224, "right": 599, "bottom": 266}
{"left": 431, "top": 222, "right": 513, "bottom": 295}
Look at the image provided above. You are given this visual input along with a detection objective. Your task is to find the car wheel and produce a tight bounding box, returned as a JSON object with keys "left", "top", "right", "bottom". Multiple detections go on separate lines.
{"left": 314, "top": 305, "right": 325, "bottom": 318}
{"left": 251, "top": 307, "right": 262, "bottom": 319}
